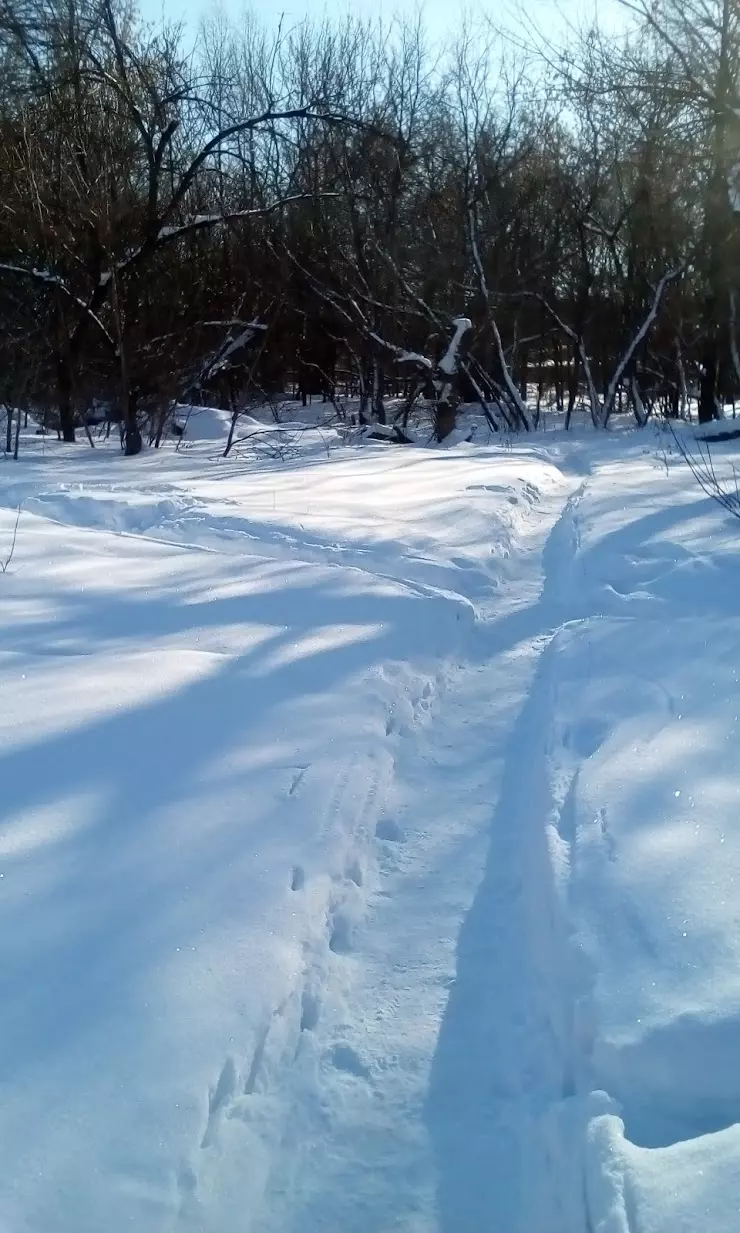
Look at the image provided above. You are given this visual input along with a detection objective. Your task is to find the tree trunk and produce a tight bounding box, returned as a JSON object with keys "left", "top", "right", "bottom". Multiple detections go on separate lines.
{"left": 553, "top": 337, "right": 564, "bottom": 412}
{"left": 668, "top": 384, "right": 680, "bottom": 419}
{"left": 154, "top": 401, "right": 171, "bottom": 448}
{"left": 432, "top": 317, "right": 472, "bottom": 441}
{"left": 519, "top": 348, "right": 528, "bottom": 401}
{"left": 535, "top": 343, "right": 544, "bottom": 427}
{"left": 434, "top": 396, "right": 456, "bottom": 442}
{"left": 123, "top": 390, "right": 142, "bottom": 456}
{"left": 698, "top": 344, "right": 718, "bottom": 423}
{"left": 224, "top": 388, "right": 240, "bottom": 456}
{"left": 357, "top": 367, "right": 370, "bottom": 425}
{"left": 57, "top": 355, "right": 76, "bottom": 443}
{"left": 565, "top": 349, "right": 580, "bottom": 430}
{"left": 110, "top": 272, "right": 142, "bottom": 455}
{"left": 372, "top": 358, "right": 386, "bottom": 424}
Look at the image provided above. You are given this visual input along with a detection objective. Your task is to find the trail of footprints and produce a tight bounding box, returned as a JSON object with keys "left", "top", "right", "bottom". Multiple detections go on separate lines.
{"left": 181, "top": 668, "right": 437, "bottom": 1204}
{"left": 384, "top": 676, "right": 435, "bottom": 737}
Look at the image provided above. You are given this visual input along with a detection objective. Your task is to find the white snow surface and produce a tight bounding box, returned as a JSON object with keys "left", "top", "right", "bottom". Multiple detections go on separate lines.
{"left": 1, "top": 423, "right": 740, "bottom": 1232}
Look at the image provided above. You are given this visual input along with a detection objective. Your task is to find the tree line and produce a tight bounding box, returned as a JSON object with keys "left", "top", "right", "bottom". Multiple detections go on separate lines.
{"left": 1, "top": 0, "right": 740, "bottom": 452}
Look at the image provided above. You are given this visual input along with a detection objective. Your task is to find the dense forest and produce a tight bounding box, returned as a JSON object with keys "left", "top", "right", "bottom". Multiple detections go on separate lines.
{"left": 1, "top": 0, "right": 739, "bottom": 451}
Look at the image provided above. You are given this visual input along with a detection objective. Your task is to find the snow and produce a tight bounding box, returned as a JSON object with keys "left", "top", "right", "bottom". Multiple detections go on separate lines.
{"left": 171, "top": 402, "right": 344, "bottom": 449}
{"left": 208, "top": 322, "right": 267, "bottom": 375}
{"left": 368, "top": 332, "right": 433, "bottom": 369}
{"left": 438, "top": 316, "right": 472, "bottom": 375}
{"left": 1, "top": 421, "right": 740, "bottom": 1231}
{"left": 156, "top": 219, "right": 224, "bottom": 241}
{"left": 587, "top": 1111, "right": 740, "bottom": 1233}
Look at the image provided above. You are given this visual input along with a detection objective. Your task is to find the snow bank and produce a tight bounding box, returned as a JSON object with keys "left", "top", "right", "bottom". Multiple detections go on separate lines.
{"left": 173, "top": 401, "right": 345, "bottom": 443}
{"left": 533, "top": 436, "right": 740, "bottom": 1232}
{"left": 174, "top": 402, "right": 233, "bottom": 439}
{"left": 587, "top": 1113, "right": 740, "bottom": 1233}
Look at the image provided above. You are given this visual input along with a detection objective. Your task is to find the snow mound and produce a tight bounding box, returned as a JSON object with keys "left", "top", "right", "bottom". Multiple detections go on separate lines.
{"left": 588, "top": 1112, "right": 740, "bottom": 1233}
{"left": 173, "top": 403, "right": 234, "bottom": 439}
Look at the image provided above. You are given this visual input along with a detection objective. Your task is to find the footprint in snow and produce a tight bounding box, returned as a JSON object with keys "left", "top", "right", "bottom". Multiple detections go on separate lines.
{"left": 300, "top": 990, "right": 320, "bottom": 1032}
{"left": 598, "top": 808, "right": 618, "bottom": 862}
{"left": 242, "top": 1021, "right": 271, "bottom": 1095}
{"left": 329, "top": 1044, "right": 370, "bottom": 1079}
{"left": 200, "top": 1056, "right": 237, "bottom": 1148}
{"left": 175, "top": 1159, "right": 201, "bottom": 1225}
{"left": 287, "top": 765, "right": 308, "bottom": 797}
{"left": 176, "top": 1160, "right": 198, "bottom": 1198}
{"left": 345, "top": 859, "right": 363, "bottom": 887}
{"left": 328, "top": 911, "right": 354, "bottom": 954}
{"left": 376, "top": 817, "right": 404, "bottom": 843}
{"left": 563, "top": 716, "right": 610, "bottom": 759}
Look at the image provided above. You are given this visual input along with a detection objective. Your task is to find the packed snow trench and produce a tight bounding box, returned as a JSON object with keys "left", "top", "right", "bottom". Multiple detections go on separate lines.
{"left": 2, "top": 422, "right": 740, "bottom": 1233}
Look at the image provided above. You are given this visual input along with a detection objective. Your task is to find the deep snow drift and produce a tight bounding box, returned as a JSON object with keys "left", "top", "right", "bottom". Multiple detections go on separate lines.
{"left": 0, "top": 420, "right": 739, "bottom": 1233}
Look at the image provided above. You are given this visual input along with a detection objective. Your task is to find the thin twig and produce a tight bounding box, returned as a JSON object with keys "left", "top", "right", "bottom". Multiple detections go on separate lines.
{"left": 667, "top": 423, "right": 740, "bottom": 518}
{"left": 0, "top": 505, "right": 22, "bottom": 573}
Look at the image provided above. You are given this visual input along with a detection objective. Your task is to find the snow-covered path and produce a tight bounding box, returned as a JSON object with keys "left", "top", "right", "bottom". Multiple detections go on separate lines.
{"left": 2, "top": 428, "right": 740, "bottom": 1232}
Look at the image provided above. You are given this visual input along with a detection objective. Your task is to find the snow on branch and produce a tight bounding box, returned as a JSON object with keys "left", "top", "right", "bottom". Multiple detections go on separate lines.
{"left": 0, "top": 263, "right": 116, "bottom": 349}
{"left": 153, "top": 194, "right": 339, "bottom": 248}
{"left": 368, "top": 333, "right": 433, "bottom": 369}
{"left": 92, "top": 194, "right": 342, "bottom": 292}
{"left": 438, "top": 317, "right": 472, "bottom": 375}
{"left": 369, "top": 243, "right": 505, "bottom": 430}
{"left": 205, "top": 321, "right": 266, "bottom": 378}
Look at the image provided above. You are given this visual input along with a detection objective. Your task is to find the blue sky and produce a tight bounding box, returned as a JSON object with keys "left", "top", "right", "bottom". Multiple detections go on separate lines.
{"left": 145, "top": 0, "right": 625, "bottom": 44}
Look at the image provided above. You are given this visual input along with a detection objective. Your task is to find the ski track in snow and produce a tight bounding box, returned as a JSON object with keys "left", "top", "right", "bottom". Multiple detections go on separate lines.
{"left": 163, "top": 469, "right": 597, "bottom": 1233}
{"left": 426, "top": 483, "right": 599, "bottom": 1233}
